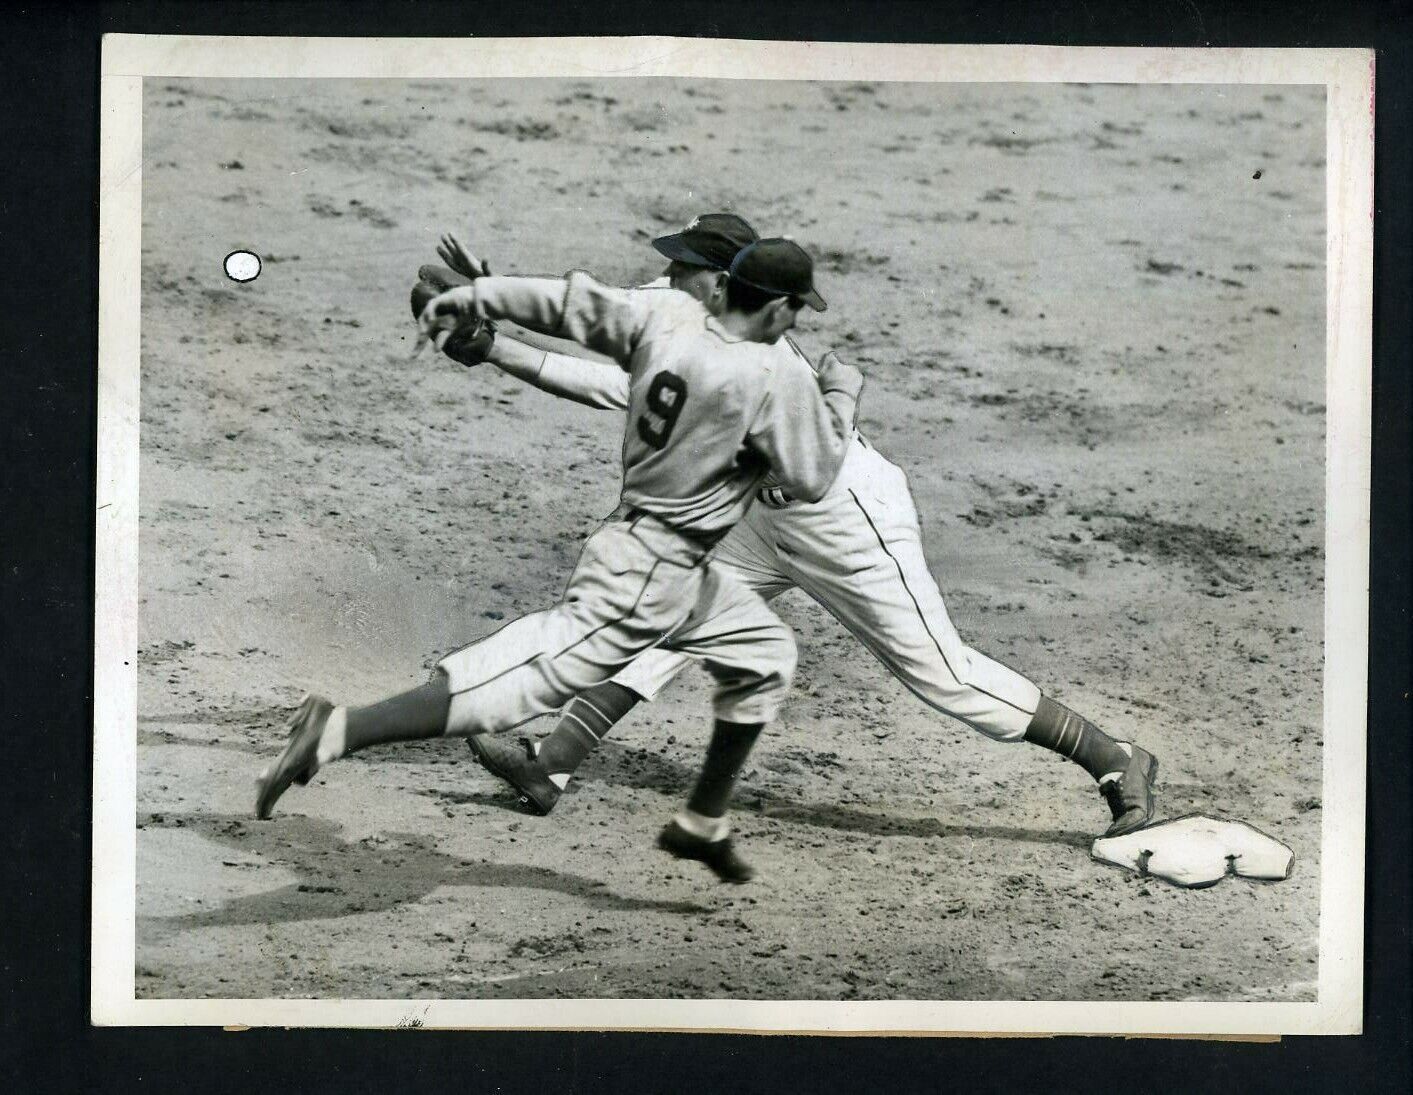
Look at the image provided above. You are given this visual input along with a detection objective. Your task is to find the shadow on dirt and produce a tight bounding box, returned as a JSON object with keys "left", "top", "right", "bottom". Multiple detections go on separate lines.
{"left": 142, "top": 709, "right": 1090, "bottom": 850}
{"left": 139, "top": 811, "right": 712, "bottom": 933}
{"left": 750, "top": 803, "right": 1089, "bottom": 849}
{"left": 424, "top": 741, "right": 1091, "bottom": 850}
{"left": 601, "top": 744, "right": 1092, "bottom": 847}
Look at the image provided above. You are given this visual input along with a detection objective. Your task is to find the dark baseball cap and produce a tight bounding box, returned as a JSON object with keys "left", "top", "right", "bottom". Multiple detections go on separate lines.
{"left": 652, "top": 213, "right": 758, "bottom": 271}
{"left": 727, "top": 238, "right": 827, "bottom": 312}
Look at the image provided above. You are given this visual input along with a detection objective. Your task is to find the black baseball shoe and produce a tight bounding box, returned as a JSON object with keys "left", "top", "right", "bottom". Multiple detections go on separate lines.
{"left": 1099, "top": 743, "right": 1159, "bottom": 837}
{"left": 255, "top": 694, "right": 332, "bottom": 820}
{"left": 657, "top": 820, "right": 755, "bottom": 884}
{"left": 467, "top": 734, "right": 562, "bottom": 815}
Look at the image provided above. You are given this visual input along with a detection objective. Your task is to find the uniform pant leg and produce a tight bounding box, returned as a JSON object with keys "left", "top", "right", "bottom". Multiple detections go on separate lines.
{"left": 775, "top": 469, "right": 1041, "bottom": 741}
{"left": 608, "top": 506, "right": 796, "bottom": 702}
{"left": 437, "top": 522, "right": 699, "bottom": 735}
{"left": 659, "top": 558, "right": 798, "bottom": 726}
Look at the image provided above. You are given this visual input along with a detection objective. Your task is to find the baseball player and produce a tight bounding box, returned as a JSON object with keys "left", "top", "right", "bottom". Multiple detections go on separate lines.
{"left": 425, "top": 214, "right": 1158, "bottom": 879}
{"left": 255, "top": 237, "right": 863, "bottom": 884}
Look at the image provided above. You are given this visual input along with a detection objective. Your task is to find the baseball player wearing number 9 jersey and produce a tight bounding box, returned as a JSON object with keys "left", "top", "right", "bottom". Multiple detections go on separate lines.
{"left": 436, "top": 214, "right": 1160, "bottom": 880}
{"left": 255, "top": 238, "right": 863, "bottom": 883}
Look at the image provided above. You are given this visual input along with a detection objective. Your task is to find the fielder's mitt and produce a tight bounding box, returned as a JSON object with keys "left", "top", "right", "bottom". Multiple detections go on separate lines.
{"left": 410, "top": 273, "right": 497, "bottom": 368}
{"left": 441, "top": 312, "right": 498, "bottom": 368}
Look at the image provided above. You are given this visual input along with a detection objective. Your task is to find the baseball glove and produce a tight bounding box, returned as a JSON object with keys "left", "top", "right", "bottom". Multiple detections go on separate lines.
{"left": 417, "top": 263, "right": 474, "bottom": 298}
{"left": 410, "top": 266, "right": 472, "bottom": 318}
{"left": 439, "top": 312, "right": 497, "bottom": 368}
{"left": 410, "top": 278, "right": 497, "bottom": 367}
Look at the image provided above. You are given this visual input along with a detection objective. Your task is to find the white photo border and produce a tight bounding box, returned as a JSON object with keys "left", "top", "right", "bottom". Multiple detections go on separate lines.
{"left": 94, "top": 35, "right": 1373, "bottom": 1034}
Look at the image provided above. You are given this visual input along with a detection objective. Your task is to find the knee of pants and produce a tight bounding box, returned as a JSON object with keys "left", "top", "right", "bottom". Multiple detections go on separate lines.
{"left": 909, "top": 645, "right": 1040, "bottom": 743}
{"left": 753, "top": 623, "right": 797, "bottom": 693}
{"left": 710, "top": 626, "right": 796, "bottom": 725}
{"left": 733, "top": 625, "right": 797, "bottom": 695}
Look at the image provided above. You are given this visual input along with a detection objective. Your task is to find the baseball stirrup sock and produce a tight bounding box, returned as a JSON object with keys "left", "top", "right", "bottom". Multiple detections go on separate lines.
{"left": 535, "top": 681, "right": 640, "bottom": 785}
{"left": 673, "top": 808, "right": 730, "bottom": 843}
{"left": 343, "top": 677, "right": 452, "bottom": 755}
{"left": 1023, "top": 695, "right": 1131, "bottom": 782}
{"left": 685, "top": 719, "right": 764, "bottom": 819}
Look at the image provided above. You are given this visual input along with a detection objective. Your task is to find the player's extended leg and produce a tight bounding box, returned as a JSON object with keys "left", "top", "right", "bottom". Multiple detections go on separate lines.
{"left": 776, "top": 472, "right": 1157, "bottom": 836}
{"left": 468, "top": 511, "right": 794, "bottom": 813}
{"left": 254, "top": 679, "right": 454, "bottom": 820}
{"left": 651, "top": 562, "right": 798, "bottom": 882}
{"left": 255, "top": 518, "right": 709, "bottom": 819}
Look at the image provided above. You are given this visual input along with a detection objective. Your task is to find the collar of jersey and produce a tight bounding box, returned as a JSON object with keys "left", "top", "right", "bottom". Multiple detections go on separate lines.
{"left": 704, "top": 315, "right": 745, "bottom": 343}
{"left": 632, "top": 278, "right": 746, "bottom": 343}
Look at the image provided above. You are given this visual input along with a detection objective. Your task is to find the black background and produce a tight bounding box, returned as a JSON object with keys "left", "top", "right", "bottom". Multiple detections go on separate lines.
{"left": 2, "top": 2, "right": 1408, "bottom": 1091}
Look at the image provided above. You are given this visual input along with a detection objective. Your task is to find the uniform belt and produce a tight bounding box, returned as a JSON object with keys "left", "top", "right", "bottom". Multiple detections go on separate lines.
{"left": 616, "top": 505, "right": 725, "bottom": 554}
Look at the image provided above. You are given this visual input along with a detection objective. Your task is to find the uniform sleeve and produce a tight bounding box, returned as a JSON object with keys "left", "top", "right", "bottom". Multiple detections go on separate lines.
{"left": 527, "top": 350, "right": 631, "bottom": 410}
{"left": 471, "top": 272, "right": 651, "bottom": 367}
{"left": 745, "top": 357, "right": 863, "bottom": 503}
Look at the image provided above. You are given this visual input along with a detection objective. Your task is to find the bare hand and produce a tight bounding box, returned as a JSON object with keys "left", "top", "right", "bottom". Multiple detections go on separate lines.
{"left": 817, "top": 350, "right": 864, "bottom": 399}
{"left": 436, "top": 233, "right": 492, "bottom": 280}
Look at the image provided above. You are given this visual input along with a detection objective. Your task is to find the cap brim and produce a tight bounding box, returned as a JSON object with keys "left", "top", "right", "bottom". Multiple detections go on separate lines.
{"left": 651, "top": 233, "right": 718, "bottom": 268}
{"left": 801, "top": 288, "right": 827, "bottom": 312}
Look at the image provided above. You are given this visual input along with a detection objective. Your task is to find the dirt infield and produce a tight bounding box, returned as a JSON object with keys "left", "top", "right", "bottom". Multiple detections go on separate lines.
{"left": 134, "top": 77, "right": 1325, "bottom": 1001}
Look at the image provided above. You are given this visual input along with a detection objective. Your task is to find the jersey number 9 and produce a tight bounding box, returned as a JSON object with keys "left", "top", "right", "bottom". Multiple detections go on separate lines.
{"left": 636, "top": 371, "right": 689, "bottom": 451}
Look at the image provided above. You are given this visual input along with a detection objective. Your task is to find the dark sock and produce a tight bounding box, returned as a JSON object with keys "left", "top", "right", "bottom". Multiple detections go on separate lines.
{"left": 685, "top": 720, "right": 764, "bottom": 819}
{"left": 1023, "top": 695, "right": 1130, "bottom": 781}
{"left": 344, "top": 676, "right": 451, "bottom": 754}
{"left": 536, "top": 680, "right": 640, "bottom": 776}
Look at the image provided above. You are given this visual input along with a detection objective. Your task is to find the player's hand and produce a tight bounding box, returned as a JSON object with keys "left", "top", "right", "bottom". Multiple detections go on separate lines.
{"left": 418, "top": 285, "right": 476, "bottom": 330}
{"left": 816, "top": 350, "right": 864, "bottom": 400}
{"left": 412, "top": 286, "right": 478, "bottom": 355}
{"left": 437, "top": 233, "right": 492, "bottom": 280}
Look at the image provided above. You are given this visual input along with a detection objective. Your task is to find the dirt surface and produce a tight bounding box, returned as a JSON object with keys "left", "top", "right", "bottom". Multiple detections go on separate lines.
{"left": 135, "top": 78, "right": 1326, "bottom": 1002}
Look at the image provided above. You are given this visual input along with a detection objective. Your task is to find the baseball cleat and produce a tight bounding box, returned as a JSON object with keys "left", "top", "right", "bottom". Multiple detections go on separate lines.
{"left": 467, "top": 734, "right": 561, "bottom": 815}
{"left": 657, "top": 820, "right": 755, "bottom": 884}
{"left": 1099, "top": 743, "right": 1159, "bottom": 837}
{"left": 254, "top": 693, "right": 333, "bottom": 820}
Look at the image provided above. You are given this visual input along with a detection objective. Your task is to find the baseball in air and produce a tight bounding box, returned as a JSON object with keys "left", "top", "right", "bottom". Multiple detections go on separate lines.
{"left": 224, "top": 249, "right": 262, "bottom": 282}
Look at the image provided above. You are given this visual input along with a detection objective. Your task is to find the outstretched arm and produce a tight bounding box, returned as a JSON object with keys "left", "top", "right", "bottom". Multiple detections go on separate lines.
{"left": 419, "top": 235, "right": 630, "bottom": 408}
{"left": 486, "top": 338, "right": 630, "bottom": 411}
{"left": 420, "top": 272, "right": 649, "bottom": 366}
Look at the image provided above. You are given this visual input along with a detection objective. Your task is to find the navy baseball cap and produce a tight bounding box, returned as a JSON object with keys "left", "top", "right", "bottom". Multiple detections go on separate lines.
{"left": 727, "top": 238, "right": 827, "bottom": 312}
{"left": 652, "top": 213, "right": 759, "bottom": 271}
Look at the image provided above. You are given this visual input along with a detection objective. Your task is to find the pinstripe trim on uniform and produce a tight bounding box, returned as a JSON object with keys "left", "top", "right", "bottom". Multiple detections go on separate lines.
{"left": 449, "top": 559, "right": 664, "bottom": 698}
{"left": 845, "top": 489, "right": 1033, "bottom": 718}
{"left": 782, "top": 333, "right": 816, "bottom": 374}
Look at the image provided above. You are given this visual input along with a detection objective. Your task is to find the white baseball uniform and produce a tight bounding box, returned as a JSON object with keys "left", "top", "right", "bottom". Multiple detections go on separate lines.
{"left": 504, "top": 316, "right": 1041, "bottom": 742}
{"left": 432, "top": 273, "right": 861, "bottom": 735}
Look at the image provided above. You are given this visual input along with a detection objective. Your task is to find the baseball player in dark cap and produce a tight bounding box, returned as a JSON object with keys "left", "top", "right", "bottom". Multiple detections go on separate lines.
{"left": 423, "top": 213, "right": 1159, "bottom": 883}
{"left": 653, "top": 212, "right": 759, "bottom": 268}
{"left": 256, "top": 231, "right": 861, "bottom": 887}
